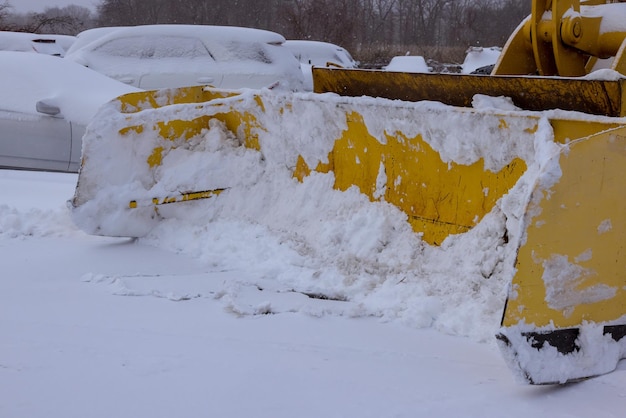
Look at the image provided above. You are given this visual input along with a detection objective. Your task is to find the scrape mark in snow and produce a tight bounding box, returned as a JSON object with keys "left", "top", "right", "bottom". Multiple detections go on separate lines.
{"left": 542, "top": 254, "right": 616, "bottom": 317}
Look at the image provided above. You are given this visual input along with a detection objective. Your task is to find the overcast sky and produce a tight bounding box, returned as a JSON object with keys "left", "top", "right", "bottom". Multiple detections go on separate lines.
{"left": 11, "top": 0, "right": 97, "bottom": 13}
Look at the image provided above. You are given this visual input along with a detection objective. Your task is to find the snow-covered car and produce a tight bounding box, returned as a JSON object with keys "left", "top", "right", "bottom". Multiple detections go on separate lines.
{"left": 284, "top": 40, "right": 358, "bottom": 68}
{"left": 383, "top": 55, "right": 431, "bottom": 73}
{"left": 0, "top": 51, "right": 140, "bottom": 172}
{"left": 64, "top": 25, "right": 305, "bottom": 91}
{"left": 64, "top": 26, "right": 122, "bottom": 52}
{"left": 284, "top": 40, "right": 358, "bottom": 91}
{"left": 461, "top": 46, "right": 502, "bottom": 74}
{"left": 0, "top": 31, "right": 76, "bottom": 57}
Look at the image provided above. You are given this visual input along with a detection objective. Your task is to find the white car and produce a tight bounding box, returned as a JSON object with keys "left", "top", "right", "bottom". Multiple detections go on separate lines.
{"left": 0, "top": 31, "right": 76, "bottom": 57}
{"left": 461, "top": 46, "right": 502, "bottom": 74}
{"left": 0, "top": 51, "right": 140, "bottom": 172}
{"left": 284, "top": 40, "right": 358, "bottom": 91}
{"left": 284, "top": 40, "right": 358, "bottom": 68}
{"left": 65, "top": 25, "right": 305, "bottom": 91}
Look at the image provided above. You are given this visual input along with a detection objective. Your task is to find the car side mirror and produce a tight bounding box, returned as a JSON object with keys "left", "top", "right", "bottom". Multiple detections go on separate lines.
{"left": 36, "top": 100, "right": 61, "bottom": 116}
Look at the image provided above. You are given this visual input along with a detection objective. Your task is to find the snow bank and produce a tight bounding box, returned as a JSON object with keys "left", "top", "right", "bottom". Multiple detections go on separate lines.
{"left": 0, "top": 170, "right": 80, "bottom": 238}
{"left": 384, "top": 56, "right": 431, "bottom": 73}
{"left": 67, "top": 87, "right": 562, "bottom": 343}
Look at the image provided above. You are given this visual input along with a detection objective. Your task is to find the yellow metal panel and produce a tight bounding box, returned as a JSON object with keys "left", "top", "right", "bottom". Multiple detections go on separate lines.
{"left": 86, "top": 86, "right": 624, "bottom": 249}
{"left": 502, "top": 125, "right": 626, "bottom": 328}
{"left": 117, "top": 86, "right": 236, "bottom": 114}
{"left": 313, "top": 111, "right": 528, "bottom": 245}
{"left": 313, "top": 68, "right": 626, "bottom": 117}
{"left": 80, "top": 86, "right": 533, "bottom": 243}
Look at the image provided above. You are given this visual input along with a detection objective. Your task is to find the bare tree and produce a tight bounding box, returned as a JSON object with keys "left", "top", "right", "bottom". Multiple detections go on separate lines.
{"left": 91, "top": 0, "right": 532, "bottom": 65}
{"left": 0, "top": 0, "right": 13, "bottom": 30}
{"left": 97, "top": 0, "right": 168, "bottom": 26}
{"left": 23, "top": 5, "right": 94, "bottom": 34}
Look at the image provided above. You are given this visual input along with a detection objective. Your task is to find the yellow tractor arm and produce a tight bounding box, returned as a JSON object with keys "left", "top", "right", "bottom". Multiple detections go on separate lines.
{"left": 494, "top": 0, "right": 626, "bottom": 76}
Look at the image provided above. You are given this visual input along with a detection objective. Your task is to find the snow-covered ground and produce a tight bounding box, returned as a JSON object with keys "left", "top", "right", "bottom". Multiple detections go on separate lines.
{"left": 1, "top": 168, "right": 625, "bottom": 418}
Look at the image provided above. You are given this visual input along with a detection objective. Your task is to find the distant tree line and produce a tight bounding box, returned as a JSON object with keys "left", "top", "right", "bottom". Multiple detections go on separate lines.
{"left": 0, "top": 1, "right": 95, "bottom": 34}
{"left": 95, "top": 0, "right": 530, "bottom": 63}
{"left": 1, "top": 0, "right": 530, "bottom": 65}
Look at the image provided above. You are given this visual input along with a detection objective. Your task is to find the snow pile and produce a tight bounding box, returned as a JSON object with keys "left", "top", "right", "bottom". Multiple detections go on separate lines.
{"left": 498, "top": 320, "right": 626, "bottom": 384}
{"left": 0, "top": 170, "right": 81, "bottom": 238}
{"left": 383, "top": 55, "right": 431, "bottom": 73}
{"left": 0, "top": 205, "right": 76, "bottom": 238}
{"left": 68, "top": 87, "right": 560, "bottom": 343}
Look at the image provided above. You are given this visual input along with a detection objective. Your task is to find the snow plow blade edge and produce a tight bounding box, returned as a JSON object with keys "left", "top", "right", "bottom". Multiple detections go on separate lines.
{"left": 497, "top": 125, "right": 626, "bottom": 384}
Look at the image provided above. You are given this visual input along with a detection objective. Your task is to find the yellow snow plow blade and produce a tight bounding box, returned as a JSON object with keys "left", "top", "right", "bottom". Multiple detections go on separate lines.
{"left": 72, "top": 86, "right": 541, "bottom": 244}
{"left": 496, "top": 125, "right": 626, "bottom": 384}
{"left": 70, "top": 86, "right": 626, "bottom": 386}
{"left": 70, "top": 0, "right": 626, "bottom": 386}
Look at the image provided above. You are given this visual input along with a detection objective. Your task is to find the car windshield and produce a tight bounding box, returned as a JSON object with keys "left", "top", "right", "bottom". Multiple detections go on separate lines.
{"left": 93, "top": 35, "right": 214, "bottom": 60}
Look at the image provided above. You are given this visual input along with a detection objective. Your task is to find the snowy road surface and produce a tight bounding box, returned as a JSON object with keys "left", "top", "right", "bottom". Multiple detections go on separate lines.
{"left": 1, "top": 169, "right": 625, "bottom": 418}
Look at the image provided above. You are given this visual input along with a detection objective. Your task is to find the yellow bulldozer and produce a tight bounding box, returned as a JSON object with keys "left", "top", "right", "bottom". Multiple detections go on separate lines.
{"left": 71, "top": 0, "right": 626, "bottom": 384}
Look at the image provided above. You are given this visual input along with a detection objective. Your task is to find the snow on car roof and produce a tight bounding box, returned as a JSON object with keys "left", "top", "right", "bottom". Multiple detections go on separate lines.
{"left": 284, "top": 40, "right": 357, "bottom": 67}
{"left": 0, "top": 51, "right": 139, "bottom": 124}
{"left": 70, "top": 25, "right": 287, "bottom": 55}
{"left": 65, "top": 26, "right": 124, "bottom": 55}
{"left": 384, "top": 56, "right": 431, "bottom": 73}
{"left": 0, "top": 31, "right": 76, "bottom": 56}
{"left": 284, "top": 40, "right": 350, "bottom": 51}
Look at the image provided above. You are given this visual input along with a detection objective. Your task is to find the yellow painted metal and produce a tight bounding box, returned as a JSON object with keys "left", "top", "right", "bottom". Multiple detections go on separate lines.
{"left": 117, "top": 86, "right": 236, "bottom": 113}
{"left": 294, "top": 110, "right": 529, "bottom": 245}
{"left": 102, "top": 85, "right": 624, "bottom": 248}
{"left": 116, "top": 88, "right": 264, "bottom": 167}
{"left": 129, "top": 189, "right": 225, "bottom": 208}
{"left": 494, "top": 0, "right": 626, "bottom": 77}
{"left": 502, "top": 125, "right": 626, "bottom": 329}
{"left": 89, "top": 86, "right": 543, "bottom": 245}
{"left": 313, "top": 68, "right": 626, "bottom": 117}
